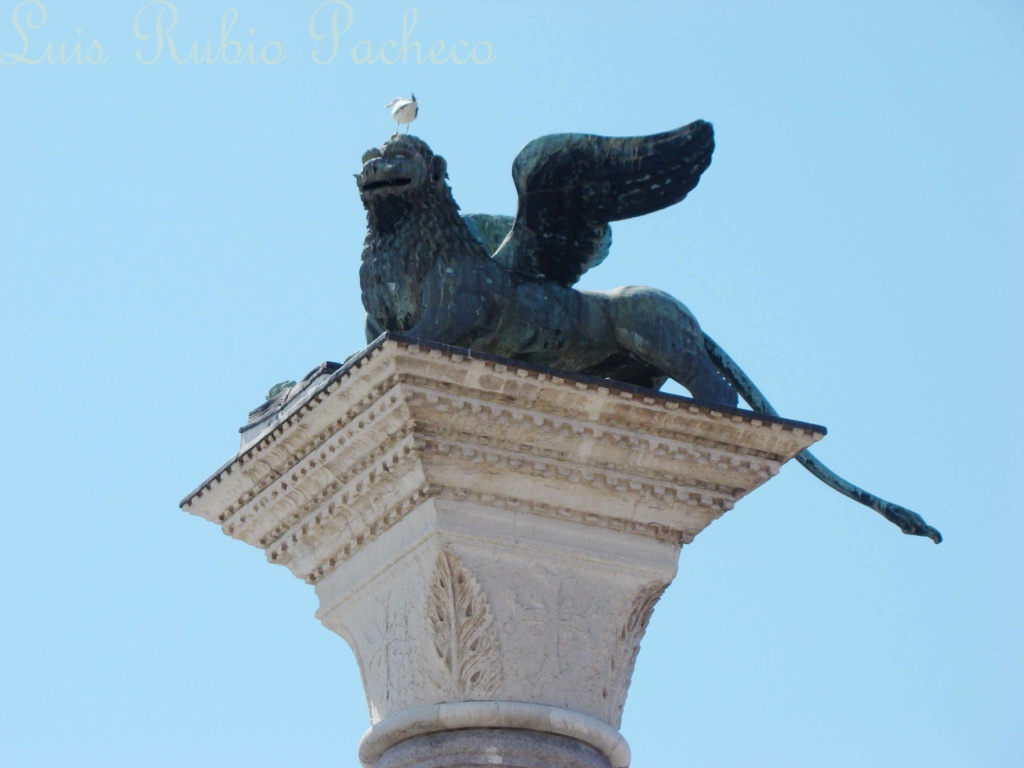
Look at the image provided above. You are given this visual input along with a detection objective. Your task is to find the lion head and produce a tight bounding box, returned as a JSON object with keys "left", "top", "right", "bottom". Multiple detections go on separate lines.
{"left": 357, "top": 135, "right": 449, "bottom": 202}
{"left": 356, "top": 134, "right": 466, "bottom": 240}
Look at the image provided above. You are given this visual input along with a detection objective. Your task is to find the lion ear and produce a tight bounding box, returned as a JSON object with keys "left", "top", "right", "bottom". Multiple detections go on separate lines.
{"left": 432, "top": 155, "right": 448, "bottom": 182}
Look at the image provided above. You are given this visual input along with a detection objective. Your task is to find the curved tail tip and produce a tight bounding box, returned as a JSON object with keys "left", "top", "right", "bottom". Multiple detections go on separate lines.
{"left": 887, "top": 502, "right": 942, "bottom": 544}
{"left": 904, "top": 520, "right": 942, "bottom": 544}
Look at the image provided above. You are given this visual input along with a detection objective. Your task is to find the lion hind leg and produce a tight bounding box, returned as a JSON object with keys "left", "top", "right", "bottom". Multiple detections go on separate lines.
{"left": 678, "top": 350, "right": 739, "bottom": 407}
{"left": 607, "top": 289, "right": 737, "bottom": 407}
{"left": 658, "top": 346, "right": 738, "bottom": 407}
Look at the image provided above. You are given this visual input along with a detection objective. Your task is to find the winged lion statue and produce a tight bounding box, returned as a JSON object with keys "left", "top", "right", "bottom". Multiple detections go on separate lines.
{"left": 355, "top": 120, "right": 941, "bottom": 544}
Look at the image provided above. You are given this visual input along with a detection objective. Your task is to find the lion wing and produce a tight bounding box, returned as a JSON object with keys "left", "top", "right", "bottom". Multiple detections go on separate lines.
{"left": 492, "top": 120, "right": 715, "bottom": 286}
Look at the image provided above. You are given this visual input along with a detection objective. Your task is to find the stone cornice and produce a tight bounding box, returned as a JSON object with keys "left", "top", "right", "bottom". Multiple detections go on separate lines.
{"left": 182, "top": 335, "right": 823, "bottom": 510}
{"left": 182, "top": 335, "right": 825, "bottom": 587}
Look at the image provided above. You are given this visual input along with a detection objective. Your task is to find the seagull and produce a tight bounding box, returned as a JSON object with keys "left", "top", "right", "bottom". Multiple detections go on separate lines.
{"left": 385, "top": 93, "right": 418, "bottom": 137}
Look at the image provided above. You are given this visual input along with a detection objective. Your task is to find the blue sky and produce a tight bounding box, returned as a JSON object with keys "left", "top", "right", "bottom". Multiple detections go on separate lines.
{"left": 1, "top": 1, "right": 1021, "bottom": 766}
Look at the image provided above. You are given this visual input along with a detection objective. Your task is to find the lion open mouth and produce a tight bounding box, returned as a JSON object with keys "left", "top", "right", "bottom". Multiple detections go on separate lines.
{"left": 361, "top": 178, "right": 413, "bottom": 192}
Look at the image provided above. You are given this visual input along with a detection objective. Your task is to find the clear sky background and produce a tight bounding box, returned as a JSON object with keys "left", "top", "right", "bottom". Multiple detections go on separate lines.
{"left": 2, "top": 1, "right": 1021, "bottom": 766}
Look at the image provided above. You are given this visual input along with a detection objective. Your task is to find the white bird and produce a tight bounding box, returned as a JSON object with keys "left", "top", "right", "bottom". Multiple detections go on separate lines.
{"left": 385, "top": 93, "right": 419, "bottom": 137}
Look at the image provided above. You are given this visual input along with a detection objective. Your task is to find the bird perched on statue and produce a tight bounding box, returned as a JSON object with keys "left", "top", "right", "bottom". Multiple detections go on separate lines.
{"left": 385, "top": 93, "right": 418, "bottom": 137}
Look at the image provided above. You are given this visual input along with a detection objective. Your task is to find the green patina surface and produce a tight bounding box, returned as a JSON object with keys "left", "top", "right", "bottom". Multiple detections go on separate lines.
{"left": 344, "top": 125, "right": 942, "bottom": 543}
{"left": 265, "top": 380, "right": 296, "bottom": 401}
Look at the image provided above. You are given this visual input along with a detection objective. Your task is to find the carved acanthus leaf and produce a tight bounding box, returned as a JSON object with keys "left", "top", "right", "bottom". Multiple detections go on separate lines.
{"left": 428, "top": 548, "right": 501, "bottom": 697}
{"left": 611, "top": 581, "right": 669, "bottom": 720}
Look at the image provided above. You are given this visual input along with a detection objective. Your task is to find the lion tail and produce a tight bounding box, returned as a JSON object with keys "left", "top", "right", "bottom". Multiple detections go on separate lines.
{"left": 703, "top": 334, "right": 942, "bottom": 544}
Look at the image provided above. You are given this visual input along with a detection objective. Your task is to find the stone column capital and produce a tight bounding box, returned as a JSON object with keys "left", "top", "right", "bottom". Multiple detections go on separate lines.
{"left": 182, "top": 335, "right": 824, "bottom": 766}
